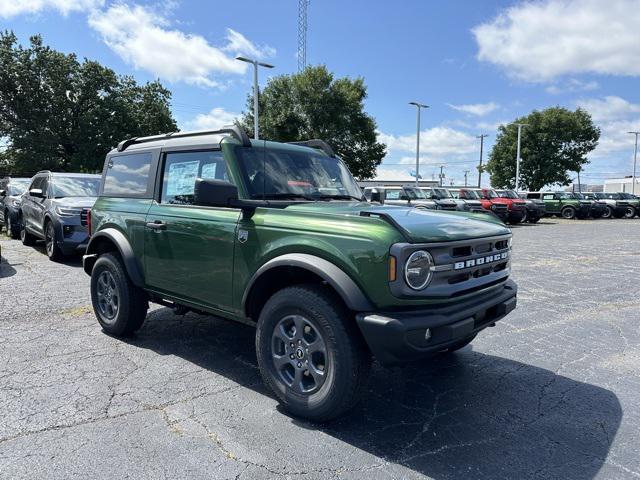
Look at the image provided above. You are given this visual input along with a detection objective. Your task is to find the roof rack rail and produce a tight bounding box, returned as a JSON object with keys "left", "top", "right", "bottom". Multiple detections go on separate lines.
{"left": 116, "top": 124, "right": 251, "bottom": 152}
{"left": 287, "top": 139, "right": 336, "bottom": 157}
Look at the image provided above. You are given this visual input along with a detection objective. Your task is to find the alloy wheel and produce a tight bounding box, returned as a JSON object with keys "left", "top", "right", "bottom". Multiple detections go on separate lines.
{"left": 624, "top": 207, "right": 635, "bottom": 219}
{"left": 45, "top": 223, "right": 55, "bottom": 257}
{"left": 271, "top": 314, "right": 328, "bottom": 395}
{"left": 96, "top": 270, "right": 120, "bottom": 324}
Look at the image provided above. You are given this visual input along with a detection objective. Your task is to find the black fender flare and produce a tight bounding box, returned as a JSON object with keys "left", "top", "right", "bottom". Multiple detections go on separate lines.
{"left": 242, "top": 253, "right": 374, "bottom": 314}
{"left": 83, "top": 228, "right": 144, "bottom": 287}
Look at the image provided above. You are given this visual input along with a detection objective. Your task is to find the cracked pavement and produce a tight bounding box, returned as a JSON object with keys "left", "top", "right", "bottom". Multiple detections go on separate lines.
{"left": 0, "top": 218, "right": 639, "bottom": 479}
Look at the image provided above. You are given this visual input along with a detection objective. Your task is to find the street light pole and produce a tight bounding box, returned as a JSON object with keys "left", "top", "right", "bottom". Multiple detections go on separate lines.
{"left": 464, "top": 169, "right": 469, "bottom": 187}
{"left": 476, "top": 134, "right": 488, "bottom": 187}
{"left": 236, "top": 56, "right": 274, "bottom": 140}
{"left": 629, "top": 131, "right": 639, "bottom": 195}
{"left": 409, "top": 102, "right": 429, "bottom": 186}
{"left": 514, "top": 123, "right": 528, "bottom": 191}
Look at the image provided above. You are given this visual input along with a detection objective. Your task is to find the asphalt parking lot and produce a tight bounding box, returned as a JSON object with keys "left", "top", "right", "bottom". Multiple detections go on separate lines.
{"left": 1, "top": 218, "right": 639, "bottom": 480}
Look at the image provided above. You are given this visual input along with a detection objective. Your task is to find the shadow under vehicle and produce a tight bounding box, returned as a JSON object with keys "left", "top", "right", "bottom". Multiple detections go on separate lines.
{"left": 124, "top": 307, "right": 622, "bottom": 480}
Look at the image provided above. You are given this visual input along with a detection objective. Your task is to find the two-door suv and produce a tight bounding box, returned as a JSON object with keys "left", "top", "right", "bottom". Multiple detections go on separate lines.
{"left": 525, "top": 191, "right": 591, "bottom": 219}
{"left": 84, "top": 127, "right": 518, "bottom": 421}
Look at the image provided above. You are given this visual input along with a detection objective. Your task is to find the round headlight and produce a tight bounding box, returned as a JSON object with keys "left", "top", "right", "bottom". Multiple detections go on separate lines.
{"left": 404, "top": 250, "right": 434, "bottom": 290}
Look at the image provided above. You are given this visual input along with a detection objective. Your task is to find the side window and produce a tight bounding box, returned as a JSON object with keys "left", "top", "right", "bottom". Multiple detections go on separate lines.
{"left": 161, "top": 150, "right": 228, "bottom": 205}
{"left": 542, "top": 194, "right": 554, "bottom": 200}
{"left": 363, "top": 189, "right": 372, "bottom": 200}
{"left": 386, "top": 189, "right": 401, "bottom": 200}
{"left": 40, "top": 176, "right": 49, "bottom": 197}
{"left": 103, "top": 152, "right": 152, "bottom": 196}
{"left": 29, "top": 176, "right": 44, "bottom": 194}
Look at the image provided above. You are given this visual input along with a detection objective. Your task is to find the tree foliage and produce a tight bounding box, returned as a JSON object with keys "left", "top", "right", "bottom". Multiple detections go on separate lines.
{"left": 242, "top": 65, "right": 386, "bottom": 179}
{"left": 0, "top": 32, "right": 177, "bottom": 173}
{"left": 486, "top": 107, "right": 600, "bottom": 191}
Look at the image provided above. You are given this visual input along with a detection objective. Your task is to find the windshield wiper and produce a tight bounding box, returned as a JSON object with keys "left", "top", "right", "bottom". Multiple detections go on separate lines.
{"left": 312, "top": 194, "right": 364, "bottom": 201}
{"left": 254, "top": 193, "right": 316, "bottom": 201}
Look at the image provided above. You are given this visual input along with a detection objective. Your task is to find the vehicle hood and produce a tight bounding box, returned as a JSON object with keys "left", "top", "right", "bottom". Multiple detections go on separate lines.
{"left": 53, "top": 196, "right": 98, "bottom": 208}
{"left": 285, "top": 202, "right": 510, "bottom": 243}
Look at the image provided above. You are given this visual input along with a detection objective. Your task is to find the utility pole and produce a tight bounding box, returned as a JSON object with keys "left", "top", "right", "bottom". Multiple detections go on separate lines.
{"left": 514, "top": 124, "right": 528, "bottom": 191}
{"left": 439, "top": 165, "right": 445, "bottom": 187}
{"left": 409, "top": 102, "right": 429, "bottom": 186}
{"left": 236, "top": 57, "right": 275, "bottom": 140}
{"left": 629, "top": 131, "right": 639, "bottom": 195}
{"left": 476, "top": 134, "right": 488, "bottom": 187}
{"left": 464, "top": 170, "right": 469, "bottom": 187}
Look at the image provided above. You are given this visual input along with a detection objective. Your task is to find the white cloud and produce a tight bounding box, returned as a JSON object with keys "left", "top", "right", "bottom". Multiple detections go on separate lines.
{"left": 183, "top": 107, "right": 240, "bottom": 131}
{"left": 88, "top": 4, "right": 274, "bottom": 87}
{"left": 379, "top": 127, "right": 477, "bottom": 157}
{"left": 545, "top": 79, "right": 599, "bottom": 95}
{"left": 447, "top": 102, "right": 499, "bottom": 116}
{"left": 372, "top": 167, "right": 417, "bottom": 182}
{"left": 476, "top": 120, "right": 508, "bottom": 132}
{"left": 576, "top": 96, "right": 640, "bottom": 122}
{"left": 0, "top": 0, "right": 103, "bottom": 17}
{"left": 473, "top": 0, "right": 640, "bottom": 81}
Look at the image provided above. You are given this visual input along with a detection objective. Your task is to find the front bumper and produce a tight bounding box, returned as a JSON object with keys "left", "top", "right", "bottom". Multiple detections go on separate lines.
{"left": 507, "top": 209, "right": 526, "bottom": 223}
{"left": 53, "top": 220, "right": 90, "bottom": 255}
{"left": 356, "top": 279, "right": 517, "bottom": 364}
{"left": 525, "top": 204, "right": 545, "bottom": 218}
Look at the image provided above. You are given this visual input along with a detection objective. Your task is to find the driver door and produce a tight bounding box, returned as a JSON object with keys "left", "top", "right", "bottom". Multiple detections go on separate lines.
{"left": 144, "top": 149, "right": 241, "bottom": 313}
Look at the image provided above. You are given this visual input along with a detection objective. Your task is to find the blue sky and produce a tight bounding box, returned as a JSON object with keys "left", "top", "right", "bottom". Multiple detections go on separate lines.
{"left": 4, "top": 0, "right": 640, "bottom": 185}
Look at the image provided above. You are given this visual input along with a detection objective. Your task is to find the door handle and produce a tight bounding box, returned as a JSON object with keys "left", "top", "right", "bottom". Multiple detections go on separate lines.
{"left": 146, "top": 221, "right": 167, "bottom": 231}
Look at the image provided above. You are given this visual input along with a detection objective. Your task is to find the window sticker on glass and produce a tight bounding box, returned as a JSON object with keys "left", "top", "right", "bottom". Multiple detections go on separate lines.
{"left": 386, "top": 190, "right": 400, "bottom": 200}
{"left": 167, "top": 161, "right": 199, "bottom": 196}
{"left": 201, "top": 163, "right": 217, "bottom": 179}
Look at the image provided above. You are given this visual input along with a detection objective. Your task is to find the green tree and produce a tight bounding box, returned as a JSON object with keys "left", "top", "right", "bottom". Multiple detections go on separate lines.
{"left": 486, "top": 107, "right": 600, "bottom": 190}
{"left": 0, "top": 32, "right": 176, "bottom": 173}
{"left": 242, "top": 65, "right": 386, "bottom": 179}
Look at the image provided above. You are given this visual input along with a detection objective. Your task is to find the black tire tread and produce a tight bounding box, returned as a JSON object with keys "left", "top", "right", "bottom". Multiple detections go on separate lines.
{"left": 91, "top": 252, "right": 147, "bottom": 336}
{"left": 256, "top": 284, "right": 371, "bottom": 422}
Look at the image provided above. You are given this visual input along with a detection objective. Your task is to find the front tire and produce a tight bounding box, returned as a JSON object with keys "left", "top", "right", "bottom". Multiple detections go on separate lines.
{"left": 44, "top": 221, "right": 63, "bottom": 262}
{"left": 624, "top": 206, "right": 636, "bottom": 219}
{"left": 561, "top": 207, "right": 576, "bottom": 219}
{"left": 5, "top": 213, "right": 20, "bottom": 239}
{"left": 90, "top": 253, "right": 148, "bottom": 336}
{"left": 256, "top": 284, "right": 371, "bottom": 422}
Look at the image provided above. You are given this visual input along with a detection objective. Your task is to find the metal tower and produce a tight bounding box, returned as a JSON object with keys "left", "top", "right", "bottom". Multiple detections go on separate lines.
{"left": 297, "top": 0, "right": 310, "bottom": 72}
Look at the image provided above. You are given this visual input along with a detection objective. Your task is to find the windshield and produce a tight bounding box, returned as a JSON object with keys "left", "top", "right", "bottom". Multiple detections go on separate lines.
{"left": 235, "top": 146, "right": 363, "bottom": 201}
{"left": 461, "top": 189, "right": 480, "bottom": 199}
{"left": 498, "top": 190, "right": 519, "bottom": 199}
{"left": 619, "top": 192, "right": 636, "bottom": 199}
{"left": 433, "top": 188, "right": 451, "bottom": 198}
{"left": 7, "top": 179, "right": 30, "bottom": 195}
{"left": 485, "top": 189, "right": 499, "bottom": 199}
{"left": 404, "top": 187, "right": 426, "bottom": 199}
{"left": 51, "top": 176, "right": 101, "bottom": 198}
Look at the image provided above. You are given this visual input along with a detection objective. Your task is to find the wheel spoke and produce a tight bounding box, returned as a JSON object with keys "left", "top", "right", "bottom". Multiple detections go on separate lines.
{"left": 292, "top": 315, "right": 306, "bottom": 338}
{"left": 308, "top": 364, "right": 326, "bottom": 385}
{"left": 306, "top": 337, "right": 326, "bottom": 355}
{"left": 273, "top": 353, "right": 291, "bottom": 369}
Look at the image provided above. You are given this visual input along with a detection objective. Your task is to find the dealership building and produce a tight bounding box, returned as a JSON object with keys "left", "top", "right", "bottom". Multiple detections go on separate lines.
{"left": 603, "top": 177, "right": 640, "bottom": 193}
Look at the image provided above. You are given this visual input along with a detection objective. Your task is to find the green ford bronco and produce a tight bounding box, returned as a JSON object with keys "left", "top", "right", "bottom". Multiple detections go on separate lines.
{"left": 83, "top": 127, "right": 517, "bottom": 421}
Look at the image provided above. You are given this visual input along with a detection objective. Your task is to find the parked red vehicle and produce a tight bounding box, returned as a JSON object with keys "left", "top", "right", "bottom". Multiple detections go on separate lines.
{"left": 459, "top": 188, "right": 509, "bottom": 223}
{"left": 478, "top": 188, "right": 526, "bottom": 224}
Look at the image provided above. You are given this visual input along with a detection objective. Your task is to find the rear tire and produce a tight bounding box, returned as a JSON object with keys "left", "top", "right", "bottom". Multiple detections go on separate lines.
{"left": 20, "top": 222, "right": 36, "bottom": 246}
{"left": 90, "top": 253, "right": 148, "bottom": 336}
{"left": 561, "top": 207, "right": 576, "bottom": 219}
{"left": 602, "top": 206, "right": 613, "bottom": 219}
{"left": 256, "top": 284, "right": 371, "bottom": 422}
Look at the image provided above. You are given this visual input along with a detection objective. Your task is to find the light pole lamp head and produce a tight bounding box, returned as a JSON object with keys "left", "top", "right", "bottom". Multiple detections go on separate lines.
{"left": 409, "top": 102, "right": 429, "bottom": 109}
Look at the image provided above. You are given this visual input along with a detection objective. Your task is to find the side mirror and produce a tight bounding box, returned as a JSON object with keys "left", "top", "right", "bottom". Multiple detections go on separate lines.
{"left": 430, "top": 194, "right": 438, "bottom": 200}
{"left": 29, "top": 188, "right": 44, "bottom": 198}
{"left": 194, "top": 179, "right": 238, "bottom": 207}
{"left": 369, "top": 189, "right": 383, "bottom": 204}
{"left": 0, "top": 189, "right": 5, "bottom": 197}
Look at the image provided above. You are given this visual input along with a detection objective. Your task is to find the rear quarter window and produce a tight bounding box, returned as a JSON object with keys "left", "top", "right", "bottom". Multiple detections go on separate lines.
{"left": 102, "top": 152, "right": 153, "bottom": 196}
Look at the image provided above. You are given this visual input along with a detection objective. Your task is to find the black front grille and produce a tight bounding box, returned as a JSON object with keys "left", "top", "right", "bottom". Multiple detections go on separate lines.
{"left": 80, "top": 208, "right": 90, "bottom": 226}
